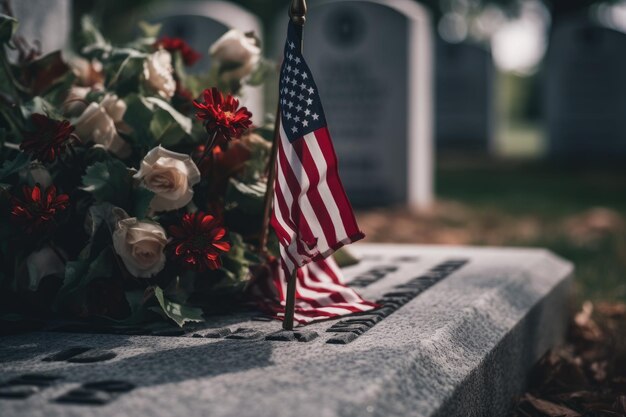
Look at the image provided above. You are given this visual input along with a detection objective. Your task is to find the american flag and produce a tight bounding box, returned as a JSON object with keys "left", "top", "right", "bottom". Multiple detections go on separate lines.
{"left": 268, "top": 20, "right": 376, "bottom": 323}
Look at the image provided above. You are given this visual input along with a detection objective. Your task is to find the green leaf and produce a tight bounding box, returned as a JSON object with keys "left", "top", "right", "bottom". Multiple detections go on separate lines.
{"left": 0, "top": 152, "right": 31, "bottom": 181}
{"left": 154, "top": 286, "right": 204, "bottom": 327}
{"left": 225, "top": 178, "right": 266, "bottom": 214}
{"left": 131, "top": 187, "right": 154, "bottom": 219}
{"left": 333, "top": 247, "right": 360, "bottom": 268}
{"left": 246, "top": 58, "right": 275, "bottom": 87}
{"left": 138, "top": 21, "right": 162, "bottom": 39}
{"left": 0, "top": 14, "right": 18, "bottom": 43}
{"left": 145, "top": 96, "right": 192, "bottom": 146}
{"left": 20, "top": 96, "right": 60, "bottom": 120}
{"left": 219, "top": 232, "right": 255, "bottom": 284}
{"left": 81, "top": 159, "right": 133, "bottom": 207}
{"left": 123, "top": 94, "right": 156, "bottom": 151}
{"left": 79, "top": 15, "right": 110, "bottom": 58}
{"left": 54, "top": 247, "right": 114, "bottom": 311}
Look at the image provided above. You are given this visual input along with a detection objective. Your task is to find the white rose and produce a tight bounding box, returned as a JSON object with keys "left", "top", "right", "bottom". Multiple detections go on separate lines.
{"left": 143, "top": 49, "right": 176, "bottom": 99}
{"left": 113, "top": 218, "right": 167, "bottom": 278}
{"left": 68, "top": 57, "right": 104, "bottom": 88}
{"left": 134, "top": 146, "right": 201, "bottom": 212}
{"left": 63, "top": 86, "right": 91, "bottom": 117}
{"left": 18, "top": 245, "right": 66, "bottom": 291}
{"left": 74, "top": 94, "right": 131, "bottom": 158}
{"left": 210, "top": 30, "right": 261, "bottom": 82}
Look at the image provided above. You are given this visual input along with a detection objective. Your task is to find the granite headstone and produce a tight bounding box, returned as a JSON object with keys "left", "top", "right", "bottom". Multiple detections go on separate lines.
{"left": 0, "top": 244, "right": 573, "bottom": 417}
{"left": 436, "top": 39, "right": 494, "bottom": 153}
{"left": 545, "top": 17, "right": 626, "bottom": 159}
{"left": 7, "top": 0, "right": 71, "bottom": 57}
{"left": 274, "top": 0, "right": 434, "bottom": 209}
{"left": 146, "top": 1, "right": 264, "bottom": 125}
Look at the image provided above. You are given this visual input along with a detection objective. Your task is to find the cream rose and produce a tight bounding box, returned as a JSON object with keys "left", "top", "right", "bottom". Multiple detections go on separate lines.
{"left": 134, "top": 146, "right": 201, "bottom": 212}
{"left": 74, "top": 94, "right": 131, "bottom": 158}
{"left": 210, "top": 30, "right": 261, "bottom": 82}
{"left": 112, "top": 218, "right": 167, "bottom": 278}
{"left": 62, "top": 86, "right": 91, "bottom": 117}
{"left": 143, "top": 49, "right": 176, "bottom": 99}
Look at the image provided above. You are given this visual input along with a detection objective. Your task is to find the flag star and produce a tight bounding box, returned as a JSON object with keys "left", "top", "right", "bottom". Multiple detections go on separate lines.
{"left": 301, "top": 72, "right": 308, "bottom": 80}
{"left": 285, "top": 113, "right": 292, "bottom": 120}
{"left": 291, "top": 79, "right": 297, "bottom": 86}
{"left": 300, "top": 83, "right": 306, "bottom": 89}
{"left": 288, "top": 53, "right": 293, "bottom": 60}
{"left": 287, "top": 101, "right": 294, "bottom": 108}
{"left": 306, "top": 98, "right": 313, "bottom": 105}
{"left": 296, "top": 105, "right": 302, "bottom": 111}
{"left": 293, "top": 68, "right": 300, "bottom": 75}
{"left": 286, "top": 65, "right": 292, "bottom": 72}
{"left": 302, "top": 120, "right": 309, "bottom": 127}
{"left": 285, "top": 76, "right": 291, "bottom": 83}
{"left": 291, "top": 126, "right": 298, "bottom": 133}
{"left": 308, "top": 87, "right": 315, "bottom": 94}
{"left": 294, "top": 116, "right": 300, "bottom": 122}
{"left": 294, "top": 57, "right": 301, "bottom": 64}
{"left": 289, "top": 90, "right": 295, "bottom": 97}
{"left": 289, "top": 41, "right": 295, "bottom": 49}
{"left": 304, "top": 109, "right": 311, "bottom": 116}
{"left": 312, "top": 113, "right": 319, "bottom": 120}
{"left": 298, "top": 94, "right": 304, "bottom": 101}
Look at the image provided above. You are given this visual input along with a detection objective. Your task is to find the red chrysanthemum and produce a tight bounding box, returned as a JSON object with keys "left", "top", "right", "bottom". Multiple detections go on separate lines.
{"left": 10, "top": 184, "right": 70, "bottom": 233}
{"left": 20, "top": 114, "right": 75, "bottom": 163}
{"left": 156, "top": 36, "right": 202, "bottom": 66}
{"left": 168, "top": 212, "right": 231, "bottom": 271}
{"left": 193, "top": 87, "right": 253, "bottom": 147}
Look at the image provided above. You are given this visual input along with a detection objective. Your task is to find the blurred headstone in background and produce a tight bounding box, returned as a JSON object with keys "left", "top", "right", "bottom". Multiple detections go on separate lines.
{"left": 145, "top": 0, "right": 264, "bottom": 125}
{"left": 8, "top": 0, "right": 71, "bottom": 57}
{"left": 274, "top": 0, "right": 434, "bottom": 210}
{"left": 436, "top": 39, "right": 494, "bottom": 153}
{"left": 545, "top": 16, "right": 626, "bottom": 160}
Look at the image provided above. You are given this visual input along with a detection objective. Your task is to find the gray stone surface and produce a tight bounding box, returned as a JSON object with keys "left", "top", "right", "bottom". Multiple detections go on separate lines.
{"left": 0, "top": 244, "right": 573, "bottom": 417}
{"left": 9, "top": 0, "right": 71, "bottom": 57}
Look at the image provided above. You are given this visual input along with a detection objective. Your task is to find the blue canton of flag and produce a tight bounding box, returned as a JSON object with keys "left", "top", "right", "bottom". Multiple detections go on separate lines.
{"left": 279, "top": 21, "right": 327, "bottom": 142}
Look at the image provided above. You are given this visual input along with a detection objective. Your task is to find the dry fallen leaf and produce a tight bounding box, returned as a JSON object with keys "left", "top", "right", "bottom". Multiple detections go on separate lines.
{"left": 522, "top": 394, "right": 582, "bottom": 417}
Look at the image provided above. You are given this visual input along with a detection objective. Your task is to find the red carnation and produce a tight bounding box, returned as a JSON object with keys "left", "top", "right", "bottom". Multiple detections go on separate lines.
{"left": 10, "top": 184, "right": 69, "bottom": 233}
{"left": 156, "top": 36, "right": 201, "bottom": 66}
{"left": 168, "top": 212, "right": 231, "bottom": 272}
{"left": 193, "top": 87, "right": 253, "bottom": 148}
{"left": 20, "top": 114, "right": 76, "bottom": 163}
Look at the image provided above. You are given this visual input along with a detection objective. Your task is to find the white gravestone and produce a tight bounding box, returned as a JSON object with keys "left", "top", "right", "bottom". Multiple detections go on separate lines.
{"left": 0, "top": 244, "right": 573, "bottom": 417}
{"left": 147, "top": 1, "right": 264, "bottom": 125}
{"left": 545, "top": 17, "right": 626, "bottom": 159}
{"left": 8, "top": 0, "right": 71, "bottom": 57}
{"left": 274, "top": 0, "right": 434, "bottom": 209}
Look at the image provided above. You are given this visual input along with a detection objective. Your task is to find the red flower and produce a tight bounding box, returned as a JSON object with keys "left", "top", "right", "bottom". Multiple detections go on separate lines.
{"left": 193, "top": 87, "right": 253, "bottom": 147}
{"left": 10, "top": 184, "right": 69, "bottom": 233}
{"left": 168, "top": 212, "right": 231, "bottom": 271}
{"left": 20, "top": 114, "right": 75, "bottom": 163}
{"left": 156, "top": 36, "right": 201, "bottom": 66}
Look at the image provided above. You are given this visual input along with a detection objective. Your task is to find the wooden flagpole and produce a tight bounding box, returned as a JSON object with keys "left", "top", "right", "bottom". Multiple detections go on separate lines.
{"left": 259, "top": 0, "right": 307, "bottom": 331}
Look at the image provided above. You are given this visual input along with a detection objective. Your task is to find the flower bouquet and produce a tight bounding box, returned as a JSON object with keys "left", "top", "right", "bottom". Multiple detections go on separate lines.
{"left": 0, "top": 14, "right": 280, "bottom": 328}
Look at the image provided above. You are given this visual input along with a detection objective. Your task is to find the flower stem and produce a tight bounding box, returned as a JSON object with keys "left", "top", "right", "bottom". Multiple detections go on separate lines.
{"left": 196, "top": 130, "right": 219, "bottom": 168}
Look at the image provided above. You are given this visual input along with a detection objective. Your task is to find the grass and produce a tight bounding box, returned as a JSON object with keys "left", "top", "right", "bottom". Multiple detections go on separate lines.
{"left": 357, "top": 156, "right": 626, "bottom": 302}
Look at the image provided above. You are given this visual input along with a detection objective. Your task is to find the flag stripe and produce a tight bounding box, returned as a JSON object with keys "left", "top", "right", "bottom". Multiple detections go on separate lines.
{"left": 265, "top": 19, "right": 375, "bottom": 324}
